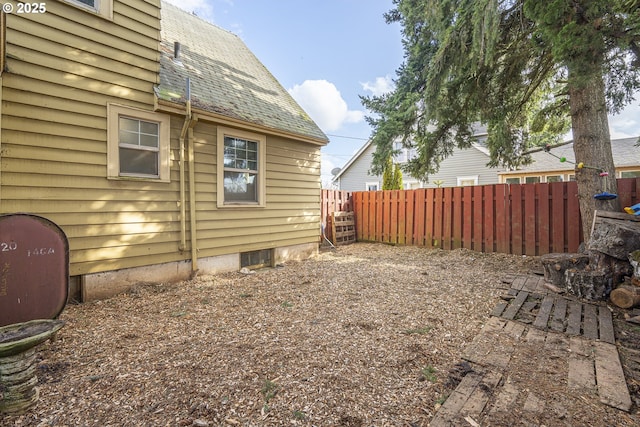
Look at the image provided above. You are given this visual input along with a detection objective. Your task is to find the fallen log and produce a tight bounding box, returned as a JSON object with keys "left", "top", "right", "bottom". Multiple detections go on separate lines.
{"left": 610, "top": 285, "right": 640, "bottom": 309}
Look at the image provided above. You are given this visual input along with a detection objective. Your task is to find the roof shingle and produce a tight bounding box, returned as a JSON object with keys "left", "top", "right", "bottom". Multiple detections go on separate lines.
{"left": 157, "top": 2, "right": 328, "bottom": 143}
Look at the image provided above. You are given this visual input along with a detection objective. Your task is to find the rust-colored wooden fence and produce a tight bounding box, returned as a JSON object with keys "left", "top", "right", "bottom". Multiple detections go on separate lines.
{"left": 321, "top": 178, "right": 640, "bottom": 256}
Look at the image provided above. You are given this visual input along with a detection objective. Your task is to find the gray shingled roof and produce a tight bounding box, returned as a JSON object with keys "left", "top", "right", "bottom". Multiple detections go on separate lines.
{"left": 506, "top": 137, "right": 640, "bottom": 173}
{"left": 157, "top": 2, "right": 328, "bottom": 143}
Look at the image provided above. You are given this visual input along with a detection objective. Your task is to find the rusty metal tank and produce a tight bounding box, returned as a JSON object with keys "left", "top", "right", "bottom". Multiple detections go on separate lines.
{"left": 0, "top": 214, "right": 69, "bottom": 327}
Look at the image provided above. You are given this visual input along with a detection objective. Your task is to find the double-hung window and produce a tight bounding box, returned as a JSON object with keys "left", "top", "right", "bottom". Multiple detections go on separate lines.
{"left": 217, "top": 127, "right": 266, "bottom": 207}
{"left": 107, "top": 104, "right": 170, "bottom": 182}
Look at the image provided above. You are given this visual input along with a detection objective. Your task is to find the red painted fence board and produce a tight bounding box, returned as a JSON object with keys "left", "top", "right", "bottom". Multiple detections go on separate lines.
{"left": 321, "top": 178, "right": 640, "bottom": 255}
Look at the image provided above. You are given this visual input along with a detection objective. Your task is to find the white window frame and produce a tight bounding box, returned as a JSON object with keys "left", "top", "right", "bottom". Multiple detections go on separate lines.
{"left": 107, "top": 104, "right": 170, "bottom": 182}
{"left": 60, "top": 0, "right": 113, "bottom": 20}
{"left": 217, "top": 127, "right": 266, "bottom": 208}
{"left": 457, "top": 175, "right": 478, "bottom": 186}
{"left": 365, "top": 181, "right": 379, "bottom": 191}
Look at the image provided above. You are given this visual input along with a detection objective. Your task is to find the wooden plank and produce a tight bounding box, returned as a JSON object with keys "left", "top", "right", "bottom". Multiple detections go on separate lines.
{"left": 568, "top": 354, "right": 596, "bottom": 391}
{"left": 390, "top": 190, "right": 399, "bottom": 244}
{"left": 483, "top": 185, "right": 495, "bottom": 252}
{"left": 501, "top": 290, "right": 529, "bottom": 320}
{"left": 533, "top": 295, "right": 554, "bottom": 329}
{"left": 443, "top": 187, "right": 453, "bottom": 250}
{"left": 594, "top": 342, "right": 632, "bottom": 412}
{"left": 473, "top": 186, "right": 484, "bottom": 252}
{"left": 433, "top": 188, "right": 444, "bottom": 248}
{"left": 430, "top": 372, "right": 483, "bottom": 425}
{"left": 550, "top": 182, "right": 566, "bottom": 253}
{"left": 536, "top": 184, "right": 551, "bottom": 255}
{"left": 598, "top": 306, "right": 615, "bottom": 344}
{"left": 452, "top": 187, "right": 463, "bottom": 249}
{"left": 462, "top": 186, "right": 473, "bottom": 250}
{"left": 583, "top": 304, "right": 598, "bottom": 340}
{"left": 414, "top": 189, "right": 426, "bottom": 246}
{"left": 404, "top": 190, "right": 413, "bottom": 245}
{"left": 510, "top": 184, "right": 523, "bottom": 255}
{"left": 375, "top": 190, "right": 384, "bottom": 242}
{"left": 524, "top": 184, "right": 537, "bottom": 255}
{"left": 550, "top": 297, "right": 567, "bottom": 332}
{"left": 425, "top": 188, "right": 435, "bottom": 247}
{"left": 510, "top": 275, "right": 527, "bottom": 291}
{"left": 491, "top": 302, "right": 508, "bottom": 318}
{"left": 494, "top": 184, "right": 509, "bottom": 253}
{"left": 460, "top": 371, "right": 503, "bottom": 417}
{"left": 566, "top": 301, "right": 583, "bottom": 336}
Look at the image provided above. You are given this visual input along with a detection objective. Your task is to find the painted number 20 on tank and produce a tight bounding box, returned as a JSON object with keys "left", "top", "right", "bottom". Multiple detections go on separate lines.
{"left": 2, "top": 2, "right": 47, "bottom": 14}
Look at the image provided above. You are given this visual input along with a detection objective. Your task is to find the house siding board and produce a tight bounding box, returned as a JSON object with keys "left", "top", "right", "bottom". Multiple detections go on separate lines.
{"left": 339, "top": 143, "right": 381, "bottom": 191}
{"left": 190, "top": 125, "right": 322, "bottom": 258}
{"left": 426, "top": 147, "right": 498, "bottom": 187}
{"left": 1, "top": 1, "right": 164, "bottom": 275}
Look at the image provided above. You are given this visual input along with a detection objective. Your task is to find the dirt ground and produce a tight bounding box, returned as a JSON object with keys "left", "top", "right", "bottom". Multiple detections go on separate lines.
{"left": 1, "top": 243, "right": 639, "bottom": 426}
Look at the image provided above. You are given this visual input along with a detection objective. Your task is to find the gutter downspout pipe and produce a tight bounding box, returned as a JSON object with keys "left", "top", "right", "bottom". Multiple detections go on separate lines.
{"left": 178, "top": 78, "right": 198, "bottom": 274}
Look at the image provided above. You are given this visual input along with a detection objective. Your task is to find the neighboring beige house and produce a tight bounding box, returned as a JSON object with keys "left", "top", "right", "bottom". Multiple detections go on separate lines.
{"left": 0, "top": 1, "right": 328, "bottom": 300}
{"left": 499, "top": 137, "right": 640, "bottom": 183}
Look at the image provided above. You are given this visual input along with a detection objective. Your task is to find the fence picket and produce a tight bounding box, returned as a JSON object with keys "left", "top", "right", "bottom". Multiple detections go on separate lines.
{"left": 320, "top": 178, "right": 637, "bottom": 256}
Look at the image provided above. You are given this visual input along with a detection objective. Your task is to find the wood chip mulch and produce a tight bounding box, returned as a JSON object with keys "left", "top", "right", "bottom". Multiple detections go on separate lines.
{"left": 2, "top": 243, "right": 638, "bottom": 426}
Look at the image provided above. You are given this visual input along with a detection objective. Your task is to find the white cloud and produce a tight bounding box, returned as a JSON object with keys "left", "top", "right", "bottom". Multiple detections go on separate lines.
{"left": 609, "top": 101, "right": 640, "bottom": 139}
{"left": 361, "top": 75, "right": 394, "bottom": 96}
{"left": 288, "top": 80, "right": 365, "bottom": 132}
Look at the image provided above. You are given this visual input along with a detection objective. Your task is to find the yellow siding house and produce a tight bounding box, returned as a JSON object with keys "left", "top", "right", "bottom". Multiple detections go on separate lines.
{"left": 0, "top": 1, "right": 328, "bottom": 300}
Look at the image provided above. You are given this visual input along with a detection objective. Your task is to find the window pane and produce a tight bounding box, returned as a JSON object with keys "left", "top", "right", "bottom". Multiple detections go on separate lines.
{"left": 119, "top": 129, "right": 139, "bottom": 145}
{"left": 224, "top": 171, "right": 257, "bottom": 202}
{"left": 505, "top": 178, "right": 520, "bottom": 184}
{"left": 119, "top": 147, "right": 158, "bottom": 176}
{"left": 546, "top": 175, "right": 563, "bottom": 183}
{"left": 119, "top": 117, "right": 139, "bottom": 132}
{"left": 621, "top": 171, "right": 640, "bottom": 178}
{"left": 140, "top": 121, "right": 158, "bottom": 136}
{"left": 525, "top": 176, "right": 540, "bottom": 184}
{"left": 140, "top": 134, "right": 159, "bottom": 148}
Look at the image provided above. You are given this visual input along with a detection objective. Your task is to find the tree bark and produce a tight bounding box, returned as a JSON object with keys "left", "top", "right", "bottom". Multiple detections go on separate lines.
{"left": 568, "top": 72, "right": 620, "bottom": 242}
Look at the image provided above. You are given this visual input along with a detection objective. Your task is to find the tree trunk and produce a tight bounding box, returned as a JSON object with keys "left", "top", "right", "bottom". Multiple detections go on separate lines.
{"left": 568, "top": 72, "right": 620, "bottom": 242}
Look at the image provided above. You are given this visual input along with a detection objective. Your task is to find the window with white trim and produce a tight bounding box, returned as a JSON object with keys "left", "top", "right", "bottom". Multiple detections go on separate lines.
{"left": 365, "top": 182, "right": 379, "bottom": 191}
{"left": 61, "top": 0, "right": 113, "bottom": 19}
{"left": 217, "top": 127, "right": 266, "bottom": 207}
{"left": 107, "top": 104, "right": 170, "bottom": 182}
{"left": 457, "top": 175, "right": 478, "bottom": 186}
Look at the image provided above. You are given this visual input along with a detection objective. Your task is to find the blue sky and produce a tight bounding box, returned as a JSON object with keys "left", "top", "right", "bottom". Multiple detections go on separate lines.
{"left": 165, "top": 0, "right": 639, "bottom": 187}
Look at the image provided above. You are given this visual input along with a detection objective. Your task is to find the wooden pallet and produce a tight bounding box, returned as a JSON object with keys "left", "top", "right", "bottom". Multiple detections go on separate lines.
{"left": 330, "top": 211, "right": 356, "bottom": 245}
{"left": 491, "top": 289, "right": 615, "bottom": 343}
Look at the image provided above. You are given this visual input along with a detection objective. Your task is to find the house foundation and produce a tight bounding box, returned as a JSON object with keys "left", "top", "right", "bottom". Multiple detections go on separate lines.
{"left": 79, "top": 242, "right": 318, "bottom": 301}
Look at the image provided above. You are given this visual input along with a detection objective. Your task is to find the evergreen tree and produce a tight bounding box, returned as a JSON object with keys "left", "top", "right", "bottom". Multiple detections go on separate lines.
{"left": 382, "top": 156, "right": 404, "bottom": 190}
{"left": 362, "top": 0, "right": 639, "bottom": 241}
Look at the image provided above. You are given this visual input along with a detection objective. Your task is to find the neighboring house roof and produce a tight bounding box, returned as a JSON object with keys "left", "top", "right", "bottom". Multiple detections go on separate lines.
{"left": 500, "top": 137, "right": 640, "bottom": 174}
{"left": 157, "top": 2, "right": 328, "bottom": 144}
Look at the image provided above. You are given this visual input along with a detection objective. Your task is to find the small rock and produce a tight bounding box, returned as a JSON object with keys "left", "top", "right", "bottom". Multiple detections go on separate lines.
{"left": 239, "top": 267, "right": 255, "bottom": 275}
{"left": 193, "top": 419, "right": 209, "bottom": 427}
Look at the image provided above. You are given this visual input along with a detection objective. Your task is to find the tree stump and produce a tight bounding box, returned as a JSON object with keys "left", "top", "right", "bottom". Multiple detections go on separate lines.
{"left": 565, "top": 268, "right": 612, "bottom": 301}
{"left": 541, "top": 253, "right": 590, "bottom": 286}
{"left": 610, "top": 285, "right": 640, "bottom": 309}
